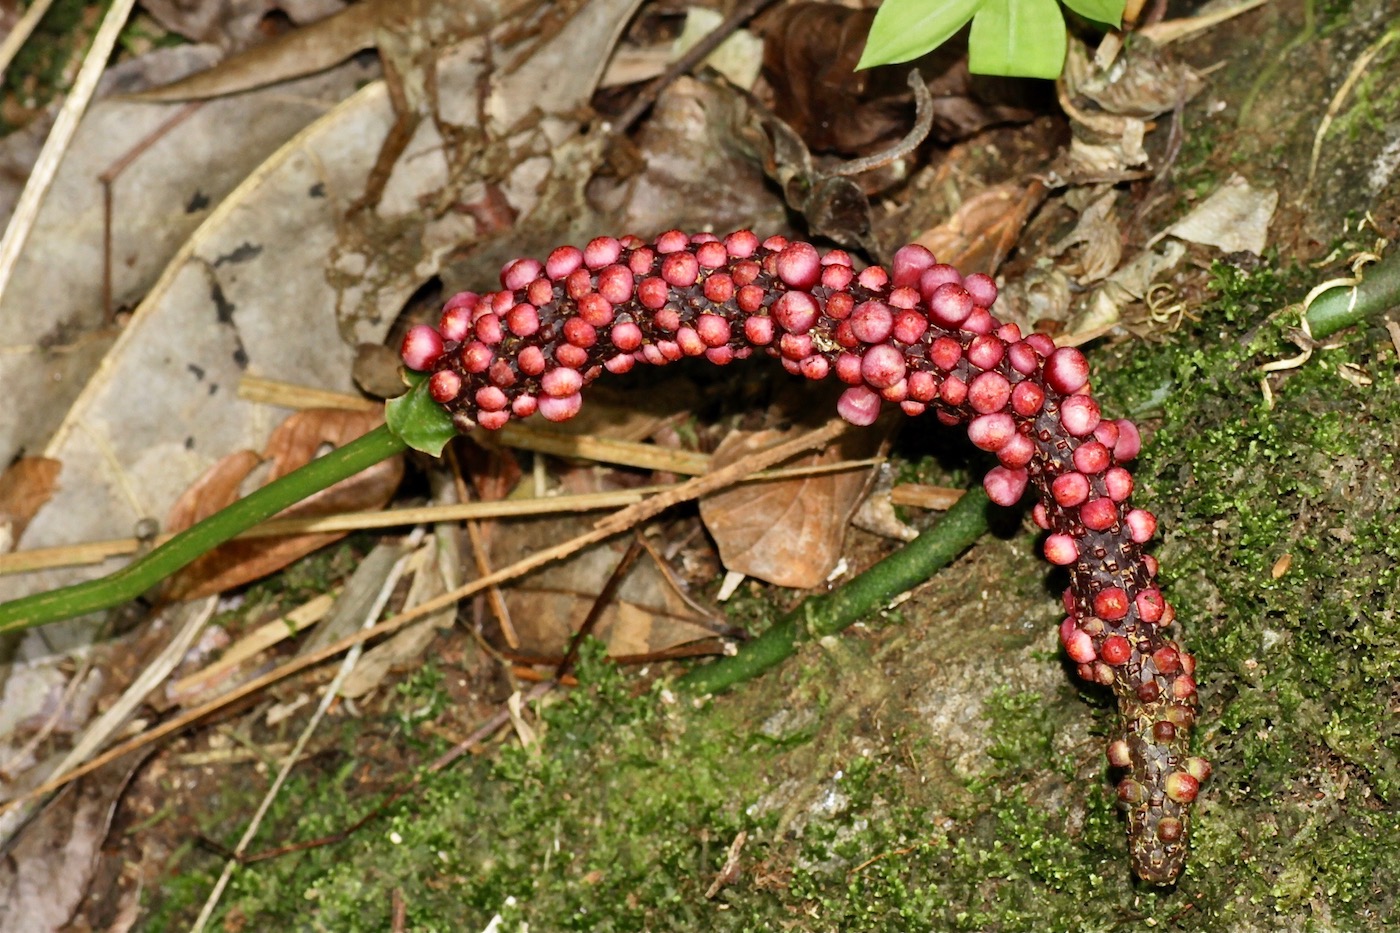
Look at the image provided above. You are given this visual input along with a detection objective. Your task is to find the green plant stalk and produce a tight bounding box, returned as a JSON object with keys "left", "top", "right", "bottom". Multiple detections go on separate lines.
{"left": 1305, "top": 247, "right": 1400, "bottom": 339}
{"left": 677, "top": 487, "right": 991, "bottom": 696}
{"left": 0, "top": 425, "right": 407, "bottom": 635}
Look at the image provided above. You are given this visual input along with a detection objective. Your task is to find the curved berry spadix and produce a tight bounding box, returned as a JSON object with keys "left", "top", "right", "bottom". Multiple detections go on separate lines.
{"left": 400, "top": 228, "right": 1203, "bottom": 885}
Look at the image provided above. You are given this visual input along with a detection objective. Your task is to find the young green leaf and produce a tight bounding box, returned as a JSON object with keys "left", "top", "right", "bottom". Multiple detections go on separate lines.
{"left": 385, "top": 371, "right": 457, "bottom": 456}
{"left": 1061, "top": 0, "right": 1126, "bottom": 27}
{"left": 857, "top": 0, "right": 989, "bottom": 70}
{"left": 967, "top": 0, "right": 1067, "bottom": 79}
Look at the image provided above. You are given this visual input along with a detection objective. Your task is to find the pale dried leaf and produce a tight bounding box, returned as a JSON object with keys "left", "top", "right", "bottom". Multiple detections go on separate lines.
{"left": 1057, "top": 117, "right": 1150, "bottom": 178}
{"left": 674, "top": 7, "right": 764, "bottom": 91}
{"left": 0, "top": 47, "right": 378, "bottom": 469}
{"left": 699, "top": 426, "right": 882, "bottom": 589}
{"left": 1163, "top": 174, "right": 1277, "bottom": 255}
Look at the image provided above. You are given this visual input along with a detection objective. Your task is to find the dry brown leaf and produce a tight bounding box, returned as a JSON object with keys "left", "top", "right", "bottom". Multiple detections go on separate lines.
{"left": 914, "top": 180, "right": 1047, "bottom": 275}
{"left": 162, "top": 449, "right": 264, "bottom": 533}
{"left": 699, "top": 425, "right": 883, "bottom": 589}
{"left": 0, "top": 457, "right": 62, "bottom": 550}
{"left": 261, "top": 408, "right": 389, "bottom": 482}
{"left": 491, "top": 516, "right": 726, "bottom": 659}
{"left": 757, "top": 2, "right": 1038, "bottom": 155}
{"left": 163, "top": 410, "right": 403, "bottom": 601}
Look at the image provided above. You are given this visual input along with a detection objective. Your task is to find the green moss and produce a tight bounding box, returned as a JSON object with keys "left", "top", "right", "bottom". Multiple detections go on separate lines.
{"left": 1127, "top": 258, "right": 1400, "bottom": 925}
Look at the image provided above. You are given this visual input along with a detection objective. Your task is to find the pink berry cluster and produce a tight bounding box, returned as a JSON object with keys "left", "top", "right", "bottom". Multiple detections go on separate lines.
{"left": 400, "top": 229, "right": 1206, "bottom": 884}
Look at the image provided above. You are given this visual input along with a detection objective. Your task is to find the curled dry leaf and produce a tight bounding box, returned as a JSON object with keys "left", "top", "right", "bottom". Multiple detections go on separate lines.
{"left": 913, "top": 180, "right": 1047, "bottom": 277}
{"left": 1064, "top": 239, "right": 1186, "bottom": 340}
{"left": 1052, "top": 39, "right": 1203, "bottom": 183}
{"left": 720, "top": 76, "right": 878, "bottom": 254}
{"left": 757, "top": 2, "right": 1039, "bottom": 155}
{"left": 1160, "top": 174, "right": 1278, "bottom": 255}
{"left": 699, "top": 423, "right": 885, "bottom": 589}
{"left": 1075, "top": 38, "right": 1204, "bottom": 120}
{"left": 162, "top": 409, "right": 404, "bottom": 601}
{"left": 1050, "top": 188, "right": 1123, "bottom": 284}
{"left": 0, "top": 458, "right": 62, "bottom": 551}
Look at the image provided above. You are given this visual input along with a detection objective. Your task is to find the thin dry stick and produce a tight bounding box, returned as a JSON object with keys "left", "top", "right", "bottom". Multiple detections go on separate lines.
{"left": 2, "top": 422, "right": 849, "bottom": 809}
{"left": 0, "top": 0, "right": 139, "bottom": 307}
{"left": 556, "top": 536, "right": 644, "bottom": 679}
{"left": 0, "top": 458, "right": 880, "bottom": 575}
{"left": 166, "top": 594, "right": 336, "bottom": 703}
{"left": 189, "top": 548, "right": 413, "bottom": 933}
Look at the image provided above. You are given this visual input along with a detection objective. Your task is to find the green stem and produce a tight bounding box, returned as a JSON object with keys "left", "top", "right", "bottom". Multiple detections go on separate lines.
{"left": 0, "top": 425, "right": 407, "bottom": 635}
{"left": 677, "top": 487, "right": 991, "bottom": 695}
{"left": 1305, "top": 246, "right": 1400, "bottom": 339}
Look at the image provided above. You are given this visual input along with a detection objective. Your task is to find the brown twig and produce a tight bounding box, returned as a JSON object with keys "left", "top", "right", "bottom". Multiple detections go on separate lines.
{"left": 556, "top": 535, "right": 645, "bottom": 679}
{"left": 98, "top": 102, "right": 203, "bottom": 323}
